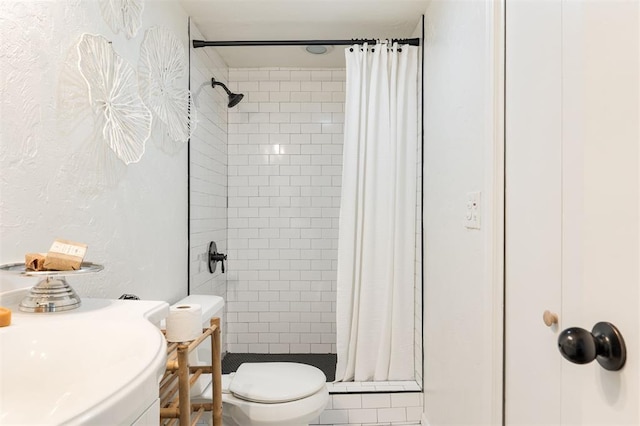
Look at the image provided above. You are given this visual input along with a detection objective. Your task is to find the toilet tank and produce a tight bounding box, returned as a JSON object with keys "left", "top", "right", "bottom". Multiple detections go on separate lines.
{"left": 170, "top": 294, "right": 225, "bottom": 364}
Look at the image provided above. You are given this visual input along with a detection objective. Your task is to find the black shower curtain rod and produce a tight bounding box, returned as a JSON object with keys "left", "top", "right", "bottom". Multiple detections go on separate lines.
{"left": 192, "top": 38, "right": 420, "bottom": 48}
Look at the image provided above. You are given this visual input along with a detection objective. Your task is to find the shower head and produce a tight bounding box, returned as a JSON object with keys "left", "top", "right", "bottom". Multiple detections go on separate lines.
{"left": 227, "top": 92, "right": 244, "bottom": 108}
{"left": 211, "top": 78, "right": 244, "bottom": 108}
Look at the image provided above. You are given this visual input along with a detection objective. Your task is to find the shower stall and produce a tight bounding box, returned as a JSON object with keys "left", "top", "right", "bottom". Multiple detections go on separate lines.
{"left": 188, "top": 20, "right": 423, "bottom": 392}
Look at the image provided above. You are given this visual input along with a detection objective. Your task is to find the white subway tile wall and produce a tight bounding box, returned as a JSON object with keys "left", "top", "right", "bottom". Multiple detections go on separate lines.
{"left": 310, "top": 392, "right": 423, "bottom": 425}
{"left": 226, "top": 67, "right": 345, "bottom": 354}
{"left": 198, "top": 390, "right": 421, "bottom": 426}
{"left": 189, "top": 23, "right": 228, "bottom": 351}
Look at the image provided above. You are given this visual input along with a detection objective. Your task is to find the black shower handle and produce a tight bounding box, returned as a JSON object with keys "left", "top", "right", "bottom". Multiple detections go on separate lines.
{"left": 208, "top": 241, "right": 227, "bottom": 274}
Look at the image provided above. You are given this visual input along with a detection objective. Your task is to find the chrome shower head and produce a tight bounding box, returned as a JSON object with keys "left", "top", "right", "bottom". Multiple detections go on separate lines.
{"left": 211, "top": 78, "right": 244, "bottom": 108}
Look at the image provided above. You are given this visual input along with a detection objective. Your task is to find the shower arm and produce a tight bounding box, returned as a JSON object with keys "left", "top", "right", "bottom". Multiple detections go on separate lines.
{"left": 211, "top": 79, "right": 232, "bottom": 95}
{"left": 210, "top": 78, "right": 244, "bottom": 108}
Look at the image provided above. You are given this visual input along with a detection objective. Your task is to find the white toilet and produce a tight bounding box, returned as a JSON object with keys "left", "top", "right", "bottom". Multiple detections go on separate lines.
{"left": 170, "top": 295, "right": 329, "bottom": 426}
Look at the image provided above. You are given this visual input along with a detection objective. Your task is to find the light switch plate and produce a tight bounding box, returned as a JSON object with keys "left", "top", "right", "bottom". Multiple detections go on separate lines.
{"left": 465, "top": 191, "right": 481, "bottom": 229}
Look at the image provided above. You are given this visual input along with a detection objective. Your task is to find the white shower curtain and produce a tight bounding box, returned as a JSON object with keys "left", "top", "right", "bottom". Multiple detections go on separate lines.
{"left": 335, "top": 42, "right": 419, "bottom": 382}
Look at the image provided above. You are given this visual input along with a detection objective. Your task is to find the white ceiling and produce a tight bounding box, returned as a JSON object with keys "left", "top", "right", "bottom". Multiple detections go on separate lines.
{"left": 179, "top": 0, "right": 429, "bottom": 68}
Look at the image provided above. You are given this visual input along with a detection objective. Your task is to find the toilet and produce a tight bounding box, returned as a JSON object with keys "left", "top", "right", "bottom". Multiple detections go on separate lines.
{"left": 170, "top": 295, "right": 329, "bottom": 426}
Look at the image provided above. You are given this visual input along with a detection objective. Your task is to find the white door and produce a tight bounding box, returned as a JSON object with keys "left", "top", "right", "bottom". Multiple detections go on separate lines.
{"left": 505, "top": 0, "right": 639, "bottom": 424}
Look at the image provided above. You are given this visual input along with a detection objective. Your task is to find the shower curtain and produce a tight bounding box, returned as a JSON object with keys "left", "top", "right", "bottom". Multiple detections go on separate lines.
{"left": 335, "top": 42, "right": 419, "bottom": 382}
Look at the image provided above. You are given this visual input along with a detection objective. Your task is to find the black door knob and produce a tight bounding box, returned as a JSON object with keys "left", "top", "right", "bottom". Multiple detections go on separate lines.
{"left": 557, "top": 322, "right": 626, "bottom": 371}
{"left": 557, "top": 327, "right": 595, "bottom": 364}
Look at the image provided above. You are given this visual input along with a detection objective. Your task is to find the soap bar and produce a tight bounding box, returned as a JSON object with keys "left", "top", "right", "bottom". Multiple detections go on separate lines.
{"left": 0, "top": 307, "right": 11, "bottom": 327}
{"left": 25, "top": 253, "right": 47, "bottom": 271}
{"left": 43, "top": 239, "right": 88, "bottom": 271}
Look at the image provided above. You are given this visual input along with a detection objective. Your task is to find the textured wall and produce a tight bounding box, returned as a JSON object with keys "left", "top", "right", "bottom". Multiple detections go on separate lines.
{"left": 0, "top": 1, "right": 189, "bottom": 303}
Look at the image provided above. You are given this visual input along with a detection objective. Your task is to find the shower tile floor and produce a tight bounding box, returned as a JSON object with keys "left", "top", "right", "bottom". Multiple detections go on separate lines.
{"left": 221, "top": 353, "right": 422, "bottom": 393}
{"left": 222, "top": 353, "right": 337, "bottom": 381}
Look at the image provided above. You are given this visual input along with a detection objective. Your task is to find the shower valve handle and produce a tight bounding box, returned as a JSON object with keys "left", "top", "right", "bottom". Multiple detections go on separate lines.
{"left": 208, "top": 241, "right": 227, "bottom": 274}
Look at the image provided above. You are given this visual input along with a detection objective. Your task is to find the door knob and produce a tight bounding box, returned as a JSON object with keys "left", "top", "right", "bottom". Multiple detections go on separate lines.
{"left": 557, "top": 322, "right": 626, "bottom": 371}
{"left": 543, "top": 310, "right": 558, "bottom": 327}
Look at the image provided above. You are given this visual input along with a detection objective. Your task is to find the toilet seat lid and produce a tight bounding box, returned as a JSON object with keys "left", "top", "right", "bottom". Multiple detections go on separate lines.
{"left": 229, "top": 362, "right": 326, "bottom": 403}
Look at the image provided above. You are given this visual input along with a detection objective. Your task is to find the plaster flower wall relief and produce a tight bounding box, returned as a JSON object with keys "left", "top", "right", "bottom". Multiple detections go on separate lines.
{"left": 77, "top": 33, "right": 152, "bottom": 165}
{"left": 139, "top": 27, "right": 196, "bottom": 152}
{"left": 57, "top": 42, "right": 125, "bottom": 193}
{"left": 99, "top": 0, "right": 144, "bottom": 39}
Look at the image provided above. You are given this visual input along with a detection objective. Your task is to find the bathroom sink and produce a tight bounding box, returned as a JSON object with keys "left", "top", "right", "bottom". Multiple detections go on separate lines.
{"left": 0, "top": 297, "right": 169, "bottom": 425}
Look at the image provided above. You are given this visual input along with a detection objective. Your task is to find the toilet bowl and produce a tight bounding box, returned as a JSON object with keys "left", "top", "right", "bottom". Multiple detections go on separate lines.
{"left": 170, "top": 295, "right": 329, "bottom": 426}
